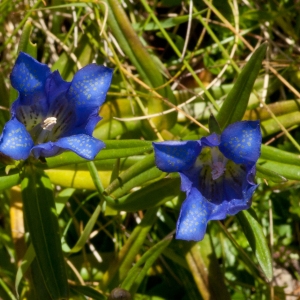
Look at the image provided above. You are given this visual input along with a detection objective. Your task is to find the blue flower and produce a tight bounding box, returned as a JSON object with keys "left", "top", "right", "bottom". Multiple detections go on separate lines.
{"left": 153, "top": 121, "right": 261, "bottom": 241}
{"left": 0, "top": 52, "right": 113, "bottom": 160}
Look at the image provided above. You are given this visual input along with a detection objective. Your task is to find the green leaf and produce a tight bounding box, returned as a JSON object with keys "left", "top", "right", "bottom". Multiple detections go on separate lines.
{"left": 0, "top": 72, "right": 10, "bottom": 131}
{"left": 133, "top": 11, "right": 206, "bottom": 31}
{"left": 101, "top": 208, "right": 158, "bottom": 291}
{"left": 208, "top": 114, "right": 221, "bottom": 134}
{"left": 105, "top": 153, "right": 163, "bottom": 198}
{"left": 107, "top": 177, "right": 180, "bottom": 211}
{"left": 244, "top": 99, "right": 300, "bottom": 121}
{"left": 62, "top": 204, "right": 101, "bottom": 253}
{"left": 17, "top": 20, "right": 37, "bottom": 58}
{"left": 261, "top": 144, "right": 300, "bottom": 166}
{"left": 15, "top": 188, "right": 74, "bottom": 296}
{"left": 51, "top": 27, "right": 95, "bottom": 79}
{"left": 94, "top": 119, "right": 141, "bottom": 140}
{"left": 30, "top": 258, "right": 53, "bottom": 300}
{"left": 237, "top": 208, "right": 273, "bottom": 282}
{"left": 258, "top": 159, "right": 300, "bottom": 181}
{"left": 261, "top": 111, "right": 300, "bottom": 137}
{"left": 55, "top": 188, "right": 76, "bottom": 214}
{"left": 15, "top": 244, "right": 35, "bottom": 297}
{"left": 256, "top": 164, "right": 287, "bottom": 183}
{"left": 121, "top": 236, "right": 172, "bottom": 295}
{"left": 0, "top": 277, "right": 17, "bottom": 300}
{"left": 0, "top": 171, "right": 20, "bottom": 190}
{"left": 71, "top": 285, "right": 106, "bottom": 300}
{"left": 102, "top": 0, "right": 176, "bottom": 131}
{"left": 217, "top": 221, "right": 263, "bottom": 279}
{"left": 21, "top": 166, "right": 69, "bottom": 299}
{"left": 183, "top": 237, "right": 231, "bottom": 300}
{"left": 37, "top": 140, "right": 153, "bottom": 169}
{"left": 216, "top": 43, "right": 267, "bottom": 129}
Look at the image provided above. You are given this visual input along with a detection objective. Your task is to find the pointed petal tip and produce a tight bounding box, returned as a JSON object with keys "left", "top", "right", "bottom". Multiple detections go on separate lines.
{"left": 219, "top": 120, "right": 262, "bottom": 165}
{"left": 10, "top": 52, "right": 51, "bottom": 106}
{"left": 153, "top": 140, "right": 201, "bottom": 173}
{"left": 175, "top": 188, "right": 209, "bottom": 241}
{"left": 54, "top": 134, "right": 105, "bottom": 160}
{"left": 0, "top": 119, "right": 33, "bottom": 160}
{"left": 67, "top": 64, "right": 113, "bottom": 128}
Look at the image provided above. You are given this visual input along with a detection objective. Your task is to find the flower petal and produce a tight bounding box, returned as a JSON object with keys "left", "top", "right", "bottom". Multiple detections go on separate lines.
{"left": 219, "top": 121, "right": 261, "bottom": 166}
{"left": 225, "top": 186, "right": 256, "bottom": 215}
{"left": 46, "top": 70, "right": 71, "bottom": 105}
{"left": 176, "top": 187, "right": 213, "bottom": 241}
{"left": 198, "top": 164, "right": 224, "bottom": 205}
{"left": 200, "top": 132, "right": 220, "bottom": 147}
{"left": 31, "top": 142, "right": 61, "bottom": 158}
{"left": 10, "top": 52, "right": 50, "bottom": 106}
{"left": 207, "top": 184, "right": 255, "bottom": 220}
{"left": 153, "top": 141, "right": 201, "bottom": 173}
{"left": 32, "top": 134, "right": 105, "bottom": 160}
{"left": 66, "top": 64, "right": 113, "bottom": 127}
{"left": 0, "top": 118, "right": 34, "bottom": 160}
{"left": 63, "top": 114, "right": 101, "bottom": 137}
{"left": 15, "top": 102, "right": 46, "bottom": 131}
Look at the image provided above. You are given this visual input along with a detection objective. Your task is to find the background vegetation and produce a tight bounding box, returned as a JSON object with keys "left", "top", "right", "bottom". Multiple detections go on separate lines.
{"left": 0, "top": 0, "right": 300, "bottom": 299}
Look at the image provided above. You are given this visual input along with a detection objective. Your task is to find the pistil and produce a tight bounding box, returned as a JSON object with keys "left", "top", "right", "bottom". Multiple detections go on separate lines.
{"left": 210, "top": 147, "right": 227, "bottom": 180}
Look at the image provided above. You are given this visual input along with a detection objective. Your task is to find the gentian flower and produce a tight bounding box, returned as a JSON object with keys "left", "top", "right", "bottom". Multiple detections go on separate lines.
{"left": 0, "top": 52, "right": 113, "bottom": 160}
{"left": 153, "top": 121, "right": 261, "bottom": 241}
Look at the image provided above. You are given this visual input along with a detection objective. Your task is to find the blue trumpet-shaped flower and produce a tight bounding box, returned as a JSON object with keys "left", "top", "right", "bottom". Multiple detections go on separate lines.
{"left": 153, "top": 121, "right": 261, "bottom": 241}
{"left": 0, "top": 52, "right": 113, "bottom": 160}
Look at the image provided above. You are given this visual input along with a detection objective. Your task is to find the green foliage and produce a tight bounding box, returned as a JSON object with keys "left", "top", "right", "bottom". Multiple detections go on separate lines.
{"left": 1, "top": 1, "right": 300, "bottom": 299}
{"left": 21, "top": 166, "right": 69, "bottom": 299}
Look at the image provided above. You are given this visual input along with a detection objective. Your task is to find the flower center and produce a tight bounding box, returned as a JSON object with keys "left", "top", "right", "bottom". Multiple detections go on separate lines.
{"left": 16, "top": 97, "right": 76, "bottom": 145}
{"left": 41, "top": 117, "right": 57, "bottom": 131}
{"left": 211, "top": 161, "right": 226, "bottom": 180}
{"left": 209, "top": 147, "right": 227, "bottom": 180}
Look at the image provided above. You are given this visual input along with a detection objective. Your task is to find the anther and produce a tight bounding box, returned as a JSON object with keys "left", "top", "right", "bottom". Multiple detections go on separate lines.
{"left": 41, "top": 117, "right": 57, "bottom": 131}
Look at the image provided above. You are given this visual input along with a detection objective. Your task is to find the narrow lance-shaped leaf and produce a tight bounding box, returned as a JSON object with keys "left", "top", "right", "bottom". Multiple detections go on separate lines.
{"left": 102, "top": 0, "right": 177, "bottom": 130}
{"left": 105, "top": 153, "right": 163, "bottom": 199}
{"left": 256, "top": 164, "right": 287, "bottom": 183}
{"left": 101, "top": 207, "right": 159, "bottom": 291}
{"left": 21, "top": 165, "right": 69, "bottom": 299}
{"left": 217, "top": 43, "right": 267, "bottom": 129}
{"left": 258, "top": 159, "right": 300, "bottom": 181}
{"left": 106, "top": 177, "right": 180, "bottom": 212}
{"left": 183, "top": 237, "right": 231, "bottom": 300}
{"left": 71, "top": 285, "right": 106, "bottom": 300}
{"left": 261, "top": 144, "right": 300, "bottom": 166}
{"left": 36, "top": 140, "right": 153, "bottom": 169}
{"left": 208, "top": 114, "right": 221, "bottom": 134}
{"left": 0, "top": 170, "right": 20, "bottom": 190}
{"left": 261, "top": 111, "right": 300, "bottom": 137}
{"left": 15, "top": 188, "right": 75, "bottom": 296}
{"left": 237, "top": 208, "right": 273, "bottom": 282}
{"left": 121, "top": 236, "right": 172, "bottom": 296}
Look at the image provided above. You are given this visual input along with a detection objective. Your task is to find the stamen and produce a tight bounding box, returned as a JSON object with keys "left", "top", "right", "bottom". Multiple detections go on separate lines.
{"left": 41, "top": 117, "right": 57, "bottom": 131}
{"left": 211, "top": 161, "right": 226, "bottom": 180}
